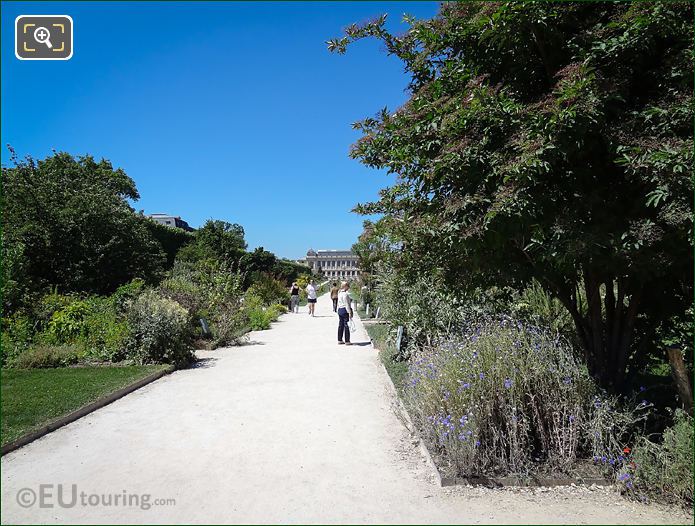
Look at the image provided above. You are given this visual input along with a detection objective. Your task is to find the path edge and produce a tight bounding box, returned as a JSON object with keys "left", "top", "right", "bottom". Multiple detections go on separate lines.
{"left": 355, "top": 311, "right": 444, "bottom": 486}
{"left": 1, "top": 365, "right": 175, "bottom": 456}
{"left": 360, "top": 315, "right": 613, "bottom": 489}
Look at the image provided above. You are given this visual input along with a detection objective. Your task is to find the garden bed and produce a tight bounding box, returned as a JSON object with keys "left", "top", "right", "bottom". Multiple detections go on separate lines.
{"left": 1, "top": 365, "right": 171, "bottom": 452}
{"left": 369, "top": 329, "right": 615, "bottom": 489}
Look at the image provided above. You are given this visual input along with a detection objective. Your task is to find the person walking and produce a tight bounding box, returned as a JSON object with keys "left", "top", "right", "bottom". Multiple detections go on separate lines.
{"left": 330, "top": 282, "right": 339, "bottom": 313}
{"left": 289, "top": 282, "right": 300, "bottom": 313}
{"left": 337, "top": 281, "right": 353, "bottom": 345}
{"left": 306, "top": 279, "right": 318, "bottom": 317}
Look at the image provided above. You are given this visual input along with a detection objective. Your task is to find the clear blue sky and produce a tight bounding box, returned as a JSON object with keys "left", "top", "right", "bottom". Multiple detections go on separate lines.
{"left": 2, "top": 1, "right": 439, "bottom": 260}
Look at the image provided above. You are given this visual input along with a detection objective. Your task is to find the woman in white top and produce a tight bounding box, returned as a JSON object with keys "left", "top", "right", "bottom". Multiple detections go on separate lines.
{"left": 336, "top": 281, "right": 353, "bottom": 345}
{"left": 306, "top": 280, "right": 318, "bottom": 317}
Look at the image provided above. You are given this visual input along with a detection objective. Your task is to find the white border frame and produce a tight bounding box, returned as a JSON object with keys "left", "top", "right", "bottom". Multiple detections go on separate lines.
{"left": 15, "top": 15, "right": 74, "bottom": 61}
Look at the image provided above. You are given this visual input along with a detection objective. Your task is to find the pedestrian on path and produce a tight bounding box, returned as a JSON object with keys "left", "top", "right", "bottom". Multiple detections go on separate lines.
{"left": 330, "top": 282, "right": 339, "bottom": 312}
{"left": 337, "top": 281, "right": 353, "bottom": 345}
{"left": 289, "top": 282, "right": 300, "bottom": 313}
{"left": 306, "top": 279, "right": 318, "bottom": 316}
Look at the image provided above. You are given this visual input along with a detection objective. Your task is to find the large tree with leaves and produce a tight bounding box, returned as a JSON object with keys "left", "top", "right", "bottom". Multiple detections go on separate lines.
{"left": 330, "top": 1, "right": 693, "bottom": 389}
{"left": 1, "top": 149, "right": 166, "bottom": 310}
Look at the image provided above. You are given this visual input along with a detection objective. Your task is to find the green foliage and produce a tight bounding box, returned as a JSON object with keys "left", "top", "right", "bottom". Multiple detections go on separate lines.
{"left": 1, "top": 149, "right": 167, "bottom": 311}
{"left": 110, "top": 279, "right": 146, "bottom": 313}
{"left": 510, "top": 279, "right": 576, "bottom": 340}
{"left": 352, "top": 220, "right": 392, "bottom": 291}
{"left": 240, "top": 247, "right": 276, "bottom": 273}
{"left": 144, "top": 219, "right": 195, "bottom": 268}
{"left": 158, "top": 260, "right": 247, "bottom": 347}
{"left": 124, "top": 290, "right": 193, "bottom": 366}
{"left": 176, "top": 220, "right": 246, "bottom": 266}
{"left": 620, "top": 409, "right": 694, "bottom": 506}
{"left": 375, "top": 265, "right": 468, "bottom": 356}
{"left": 13, "top": 345, "right": 82, "bottom": 369}
{"left": 45, "top": 300, "right": 91, "bottom": 343}
{"left": 79, "top": 297, "right": 131, "bottom": 362}
{"left": 246, "top": 276, "right": 288, "bottom": 306}
{"left": 272, "top": 259, "right": 313, "bottom": 285}
{"left": 243, "top": 292, "right": 286, "bottom": 331}
{"left": 1, "top": 313, "right": 34, "bottom": 367}
{"left": 246, "top": 308, "right": 273, "bottom": 331}
{"left": 404, "top": 318, "right": 647, "bottom": 478}
{"left": 331, "top": 1, "right": 693, "bottom": 389}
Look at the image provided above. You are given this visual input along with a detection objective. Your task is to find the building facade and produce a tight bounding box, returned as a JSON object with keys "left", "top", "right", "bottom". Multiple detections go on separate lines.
{"left": 301, "top": 249, "right": 360, "bottom": 280}
{"left": 147, "top": 213, "right": 194, "bottom": 231}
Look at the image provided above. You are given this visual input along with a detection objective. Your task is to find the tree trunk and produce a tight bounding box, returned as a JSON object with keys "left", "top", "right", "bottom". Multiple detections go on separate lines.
{"left": 666, "top": 346, "right": 694, "bottom": 416}
{"left": 551, "top": 269, "right": 642, "bottom": 390}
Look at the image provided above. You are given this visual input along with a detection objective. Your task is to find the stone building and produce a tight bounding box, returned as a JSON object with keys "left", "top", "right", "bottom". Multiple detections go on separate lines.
{"left": 147, "top": 213, "right": 194, "bottom": 231}
{"left": 300, "top": 249, "right": 360, "bottom": 280}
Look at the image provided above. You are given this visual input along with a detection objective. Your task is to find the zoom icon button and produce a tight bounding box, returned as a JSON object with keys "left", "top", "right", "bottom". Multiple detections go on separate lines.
{"left": 15, "top": 15, "right": 73, "bottom": 60}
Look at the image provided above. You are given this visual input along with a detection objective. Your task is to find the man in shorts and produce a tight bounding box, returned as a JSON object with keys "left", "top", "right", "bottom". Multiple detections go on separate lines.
{"left": 306, "top": 279, "right": 318, "bottom": 316}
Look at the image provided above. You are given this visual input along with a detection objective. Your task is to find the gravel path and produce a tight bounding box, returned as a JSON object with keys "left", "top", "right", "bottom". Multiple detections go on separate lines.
{"left": 1, "top": 294, "right": 690, "bottom": 524}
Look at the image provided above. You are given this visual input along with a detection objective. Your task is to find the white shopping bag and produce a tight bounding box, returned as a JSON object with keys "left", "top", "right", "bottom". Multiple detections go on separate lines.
{"left": 349, "top": 319, "right": 356, "bottom": 332}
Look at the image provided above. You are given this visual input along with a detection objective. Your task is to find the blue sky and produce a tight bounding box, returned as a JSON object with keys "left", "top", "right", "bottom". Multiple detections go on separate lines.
{"left": 2, "top": 1, "right": 439, "bottom": 259}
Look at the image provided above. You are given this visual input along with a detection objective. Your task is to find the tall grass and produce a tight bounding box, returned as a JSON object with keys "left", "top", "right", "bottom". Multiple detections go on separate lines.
{"left": 403, "top": 316, "right": 649, "bottom": 479}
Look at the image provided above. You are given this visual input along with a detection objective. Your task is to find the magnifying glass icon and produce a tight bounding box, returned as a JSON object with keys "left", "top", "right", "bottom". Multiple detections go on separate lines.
{"left": 33, "top": 26, "right": 53, "bottom": 49}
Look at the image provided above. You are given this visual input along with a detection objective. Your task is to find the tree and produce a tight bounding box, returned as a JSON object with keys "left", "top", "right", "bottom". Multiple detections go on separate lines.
{"left": 176, "top": 220, "right": 247, "bottom": 266}
{"left": 144, "top": 219, "right": 195, "bottom": 268}
{"left": 330, "top": 2, "right": 693, "bottom": 389}
{"left": 351, "top": 219, "right": 393, "bottom": 290}
{"left": 1, "top": 149, "right": 166, "bottom": 310}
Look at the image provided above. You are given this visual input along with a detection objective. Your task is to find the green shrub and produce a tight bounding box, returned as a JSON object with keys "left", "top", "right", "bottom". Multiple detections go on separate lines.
{"left": 247, "top": 276, "right": 288, "bottom": 306}
{"left": 272, "top": 304, "right": 289, "bottom": 315}
{"left": 13, "top": 344, "right": 82, "bottom": 369}
{"left": 34, "top": 291, "right": 76, "bottom": 329}
{"left": 79, "top": 297, "right": 130, "bottom": 361}
{"left": 510, "top": 280, "right": 575, "bottom": 339}
{"left": 158, "top": 263, "right": 207, "bottom": 320}
{"left": 375, "top": 269, "right": 468, "bottom": 355}
{"left": 247, "top": 308, "right": 272, "bottom": 331}
{"left": 159, "top": 260, "right": 247, "bottom": 347}
{"left": 124, "top": 290, "right": 193, "bottom": 366}
{"left": 46, "top": 300, "right": 91, "bottom": 343}
{"left": 1, "top": 313, "right": 34, "bottom": 367}
{"left": 209, "top": 306, "right": 249, "bottom": 347}
{"left": 404, "top": 317, "right": 645, "bottom": 478}
{"left": 110, "top": 279, "right": 145, "bottom": 313}
{"left": 619, "top": 409, "right": 694, "bottom": 506}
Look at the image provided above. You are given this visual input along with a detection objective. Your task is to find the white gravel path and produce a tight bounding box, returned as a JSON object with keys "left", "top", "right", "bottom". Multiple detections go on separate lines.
{"left": 1, "top": 293, "right": 690, "bottom": 524}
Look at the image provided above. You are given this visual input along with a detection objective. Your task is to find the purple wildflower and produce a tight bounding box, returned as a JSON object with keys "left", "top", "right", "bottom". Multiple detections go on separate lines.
{"left": 504, "top": 378, "right": 513, "bottom": 389}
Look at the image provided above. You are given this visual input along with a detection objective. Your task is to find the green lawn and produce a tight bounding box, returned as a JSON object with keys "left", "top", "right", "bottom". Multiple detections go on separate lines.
{"left": 363, "top": 323, "right": 409, "bottom": 392}
{"left": 1, "top": 365, "right": 169, "bottom": 446}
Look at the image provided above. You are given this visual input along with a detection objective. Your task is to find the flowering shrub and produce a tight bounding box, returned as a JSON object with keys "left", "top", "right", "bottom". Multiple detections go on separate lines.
{"left": 404, "top": 316, "right": 646, "bottom": 478}
{"left": 12, "top": 344, "right": 82, "bottom": 369}
{"left": 124, "top": 291, "right": 193, "bottom": 366}
{"left": 158, "top": 260, "right": 247, "bottom": 346}
{"left": 617, "top": 409, "right": 693, "bottom": 506}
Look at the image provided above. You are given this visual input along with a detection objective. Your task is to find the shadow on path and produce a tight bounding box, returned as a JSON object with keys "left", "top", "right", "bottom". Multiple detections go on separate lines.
{"left": 190, "top": 357, "right": 218, "bottom": 369}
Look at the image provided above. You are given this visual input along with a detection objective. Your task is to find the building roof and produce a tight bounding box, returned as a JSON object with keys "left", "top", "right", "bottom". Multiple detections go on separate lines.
{"left": 315, "top": 250, "right": 355, "bottom": 256}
